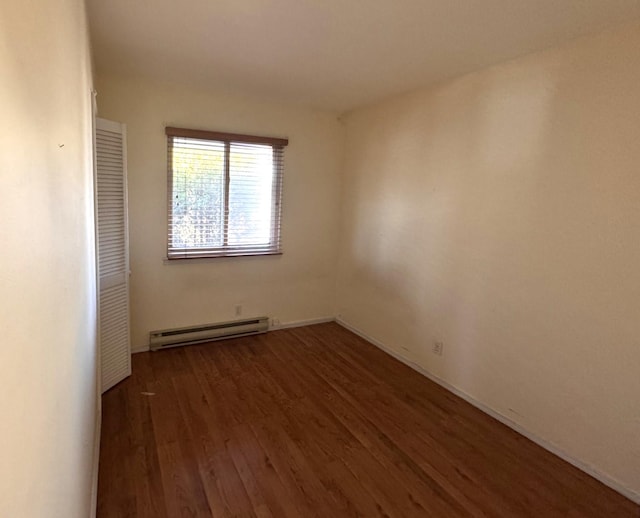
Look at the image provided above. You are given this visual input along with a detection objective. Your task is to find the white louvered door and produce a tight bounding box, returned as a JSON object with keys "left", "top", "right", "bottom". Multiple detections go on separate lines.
{"left": 96, "top": 117, "right": 131, "bottom": 393}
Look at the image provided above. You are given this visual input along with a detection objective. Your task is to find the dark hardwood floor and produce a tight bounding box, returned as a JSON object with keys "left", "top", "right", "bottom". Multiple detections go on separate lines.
{"left": 98, "top": 322, "right": 639, "bottom": 517}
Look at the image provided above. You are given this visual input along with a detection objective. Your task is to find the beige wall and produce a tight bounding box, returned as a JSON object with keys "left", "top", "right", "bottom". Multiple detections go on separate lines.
{"left": 337, "top": 22, "right": 640, "bottom": 496}
{"left": 0, "top": 0, "right": 98, "bottom": 516}
{"left": 95, "top": 75, "right": 344, "bottom": 349}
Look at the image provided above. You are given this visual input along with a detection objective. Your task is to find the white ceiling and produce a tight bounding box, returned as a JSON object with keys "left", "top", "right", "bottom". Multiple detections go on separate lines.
{"left": 87, "top": 0, "right": 640, "bottom": 112}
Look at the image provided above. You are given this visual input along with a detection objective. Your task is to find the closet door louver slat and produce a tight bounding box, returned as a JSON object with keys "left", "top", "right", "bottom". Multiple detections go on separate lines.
{"left": 96, "top": 118, "right": 131, "bottom": 393}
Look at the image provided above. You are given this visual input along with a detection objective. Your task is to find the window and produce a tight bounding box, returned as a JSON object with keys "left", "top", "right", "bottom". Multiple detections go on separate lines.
{"left": 166, "top": 127, "right": 288, "bottom": 259}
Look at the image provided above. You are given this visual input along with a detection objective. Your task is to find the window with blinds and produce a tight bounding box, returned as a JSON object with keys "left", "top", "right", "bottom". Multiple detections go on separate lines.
{"left": 166, "top": 127, "right": 288, "bottom": 259}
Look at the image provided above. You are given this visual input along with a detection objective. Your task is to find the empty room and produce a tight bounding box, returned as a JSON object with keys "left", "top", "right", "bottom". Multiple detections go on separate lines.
{"left": 2, "top": 0, "right": 640, "bottom": 517}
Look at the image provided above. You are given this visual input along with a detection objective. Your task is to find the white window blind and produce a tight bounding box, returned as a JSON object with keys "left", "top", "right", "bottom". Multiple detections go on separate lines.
{"left": 166, "top": 127, "right": 288, "bottom": 259}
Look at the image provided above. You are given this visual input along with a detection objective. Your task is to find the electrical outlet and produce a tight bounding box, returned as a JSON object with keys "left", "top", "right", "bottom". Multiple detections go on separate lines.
{"left": 234, "top": 304, "right": 242, "bottom": 317}
{"left": 433, "top": 341, "right": 444, "bottom": 356}
{"left": 271, "top": 318, "right": 281, "bottom": 327}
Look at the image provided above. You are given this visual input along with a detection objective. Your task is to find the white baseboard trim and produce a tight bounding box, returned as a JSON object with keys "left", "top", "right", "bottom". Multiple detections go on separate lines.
{"left": 335, "top": 317, "right": 640, "bottom": 505}
{"left": 131, "top": 316, "right": 337, "bottom": 354}
{"left": 270, "top": 316, "right": 335, "bottom": 331}
{"left": 89, "top": 399, "right": 102, "bottom": 518}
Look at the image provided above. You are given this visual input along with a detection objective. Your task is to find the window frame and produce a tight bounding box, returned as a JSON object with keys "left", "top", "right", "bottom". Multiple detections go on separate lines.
{"left": 165, "top": 126, "right": 288, "bottom": 260}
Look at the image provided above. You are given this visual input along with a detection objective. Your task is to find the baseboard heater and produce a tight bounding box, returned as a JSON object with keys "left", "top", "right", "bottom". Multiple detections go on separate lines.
{"left": 149, "top": 316, "right": 269, "bottom": 351}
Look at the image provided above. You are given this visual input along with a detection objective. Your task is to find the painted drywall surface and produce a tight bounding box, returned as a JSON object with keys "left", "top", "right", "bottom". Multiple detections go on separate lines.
{"left": 337, "top": 22, "right": 640, "bottom": 495}
{"left": 0, "top": 0, "right": 98, "bottom": 516}
{"left": 95, "top": 75, "right": 344, "bottom": 348}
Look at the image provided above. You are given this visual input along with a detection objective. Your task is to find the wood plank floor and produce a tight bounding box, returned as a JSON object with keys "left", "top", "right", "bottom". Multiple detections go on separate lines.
{"left": 98, "top": 322, "right": 639, "bottom": 517}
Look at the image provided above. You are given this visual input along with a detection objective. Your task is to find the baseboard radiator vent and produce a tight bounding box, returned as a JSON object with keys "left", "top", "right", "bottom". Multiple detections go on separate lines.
{"left": 149, "top": 316, "right": 269, "bottom": 351}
